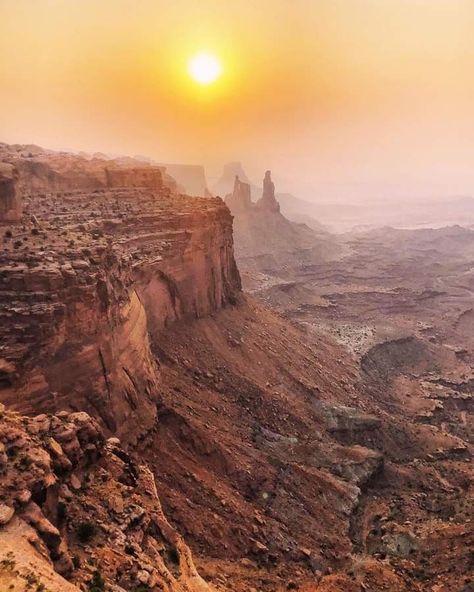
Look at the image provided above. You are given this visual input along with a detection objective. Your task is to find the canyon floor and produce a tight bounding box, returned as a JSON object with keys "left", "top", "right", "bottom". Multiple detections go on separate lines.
{"left": 241, "top": 224, "right": 474, "bottom": 590}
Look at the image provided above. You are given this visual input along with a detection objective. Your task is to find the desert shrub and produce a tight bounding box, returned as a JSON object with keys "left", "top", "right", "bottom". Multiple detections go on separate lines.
{"left": 88, "top": 570, "right": 105, "bottom": 592}
{"left": 77, "top": 521, "right": 97, "bottom": 543}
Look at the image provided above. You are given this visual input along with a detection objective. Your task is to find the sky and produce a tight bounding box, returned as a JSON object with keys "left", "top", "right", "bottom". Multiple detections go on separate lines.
{"left": 1, "top": 0, "right": 474, "bottom": 202}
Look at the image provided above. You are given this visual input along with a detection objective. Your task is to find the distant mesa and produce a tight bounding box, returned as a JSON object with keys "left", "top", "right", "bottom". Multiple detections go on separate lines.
{"left": 159, "top": 163, "right": 211, "bottom": 197}
{"left": 105, "top": 165, "right": 164, "bottom": 189}
{"left": 0, "top": 162, "right": 22, "bottom": 222}
{"left": 213, "top": 161, "right": 259, "bottom": 199}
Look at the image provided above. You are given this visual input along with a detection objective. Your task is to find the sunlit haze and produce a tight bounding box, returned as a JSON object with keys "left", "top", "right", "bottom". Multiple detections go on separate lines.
{"left": 188, "top": 52, "right": 222, "bottom": 85}
{"left": 1, "top": 0, "right": 474, "bottom": 201}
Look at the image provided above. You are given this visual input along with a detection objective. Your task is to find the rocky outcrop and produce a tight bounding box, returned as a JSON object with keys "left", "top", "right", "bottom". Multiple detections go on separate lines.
{"left": 0, "top": 163, "right": 21, "bottom": 221}
{"left": 214, "top": 162, "right": 330, "bottom": 232}
{"left": 257, "top": 170, "right": 280, "bottom": 213}
{"left": 0, "top": 405, "right": 214, "bottom": 591}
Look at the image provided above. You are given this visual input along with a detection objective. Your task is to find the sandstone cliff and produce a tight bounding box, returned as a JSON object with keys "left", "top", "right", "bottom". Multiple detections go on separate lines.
{"left": 0, "top": 145, "right": 240, "bottom": 445}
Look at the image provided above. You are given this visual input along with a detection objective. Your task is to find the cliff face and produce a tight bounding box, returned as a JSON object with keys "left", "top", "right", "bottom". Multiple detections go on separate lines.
{"left": 0, "top": 145, "right": 240, "bottom": 444}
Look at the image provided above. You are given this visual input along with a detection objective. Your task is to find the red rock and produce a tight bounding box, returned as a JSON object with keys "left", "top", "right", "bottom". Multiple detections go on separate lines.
{"left": 0, "top": 503, "right": 14, "bottom": 525}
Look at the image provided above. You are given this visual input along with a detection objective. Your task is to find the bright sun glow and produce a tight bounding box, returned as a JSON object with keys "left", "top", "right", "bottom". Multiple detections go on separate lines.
{"left": 188, "top": 52, "right": 222, "bottom": 85}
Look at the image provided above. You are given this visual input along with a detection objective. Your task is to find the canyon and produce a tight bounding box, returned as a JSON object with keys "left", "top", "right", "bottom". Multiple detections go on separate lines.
{"left": 0, "top": 143, "right": 472, "bottom": 592}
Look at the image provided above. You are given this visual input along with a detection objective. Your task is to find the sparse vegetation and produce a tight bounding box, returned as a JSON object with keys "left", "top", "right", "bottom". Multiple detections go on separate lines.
{"left": 77, "top": 521, "right": 97, "bottom": 543}
{"left": 88, "top": 570, "right": 105, "bottom": 592}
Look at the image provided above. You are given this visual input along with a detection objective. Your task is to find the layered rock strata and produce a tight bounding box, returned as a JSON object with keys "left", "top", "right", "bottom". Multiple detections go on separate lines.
{"left": 0, "top": 145, "right": 240, "bottom": 444}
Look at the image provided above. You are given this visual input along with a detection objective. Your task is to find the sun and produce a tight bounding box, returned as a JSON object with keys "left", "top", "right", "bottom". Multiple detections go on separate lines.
{"left": 188, "top": 52, "right": 222, "bottom": 85}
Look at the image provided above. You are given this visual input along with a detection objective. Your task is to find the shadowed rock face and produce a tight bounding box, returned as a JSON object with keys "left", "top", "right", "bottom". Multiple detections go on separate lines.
{"left": 257, "top": 170, "right": 280, "bottom": 213}
{"left": 0, "top": 163, "right": 21, "bottom": 221}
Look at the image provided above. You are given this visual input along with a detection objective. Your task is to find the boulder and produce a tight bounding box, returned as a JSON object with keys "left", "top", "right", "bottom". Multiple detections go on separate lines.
{"left": 0, "top": 503, "right": 14, "bottom": 526}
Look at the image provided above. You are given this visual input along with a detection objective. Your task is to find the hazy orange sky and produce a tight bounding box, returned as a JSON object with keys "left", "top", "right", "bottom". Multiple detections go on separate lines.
{"left": 1, "top": 0, "right": 474, "bottom": 201}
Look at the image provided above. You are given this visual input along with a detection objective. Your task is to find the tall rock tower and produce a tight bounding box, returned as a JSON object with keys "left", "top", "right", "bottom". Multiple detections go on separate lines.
{"left": 225, "top": 175, "right": 252, "bottom": 212}
{"left": 256, "top": 170, "right": 280, "bottom": 213}
{"left": 0, "top": 163, "right": 22, "bottom": 222}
